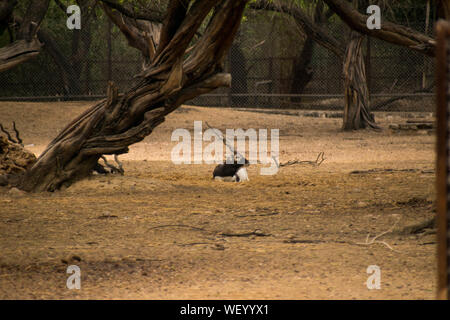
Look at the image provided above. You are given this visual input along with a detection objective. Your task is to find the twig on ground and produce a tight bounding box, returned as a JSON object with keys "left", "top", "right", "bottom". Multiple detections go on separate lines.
{"left": 356, "top": 218, "right": 401, "bottom": 252}
{"left": 178, "top": 242, "right": 212, "bottom": 247}
{"left": 148, "top": 224, "right": 208, "bottom": 232}
{"left": 101, "top": 155, "right": 124, "bottom": 175}
{"left": 235, "top": 212, "right": 279, "bottom": 218}
{"left": 114, "top": 155, "right": 124, "bottom": 174}
{"left": 275, "top": 152, "right": 325, "bottom": 168}
{"left": 351, "top": 168, "right": 419, "bottom": 174}
{"left": 219, "top": 229, "right": 271, "bottom": 237}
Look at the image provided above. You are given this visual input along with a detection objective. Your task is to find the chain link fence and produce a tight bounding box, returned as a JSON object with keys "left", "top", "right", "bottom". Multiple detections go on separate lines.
{"left": 0, "top": 5, "right": 435, "bottom": 112}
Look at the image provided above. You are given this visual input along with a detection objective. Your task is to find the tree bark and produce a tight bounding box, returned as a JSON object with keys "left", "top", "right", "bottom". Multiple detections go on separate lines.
{"left": 15, "top": 0, "right": 247, "bottom": 193}
{"left": 438, "top": 0, "right": 450, "bottom": 20}
{"left": 102, "top": 3, "right": 161, "bottom": 66}
{"left": 16, "top": 0, "right": 49, "bottom": 41}
{"left": 0, "top": 136, "right": 36, "bottom": 177}
{"left": 342, "top": 32, "right": 378, "bottom": 130}
{"left": 0, "top": 38, "right": 41, "bottom": 72}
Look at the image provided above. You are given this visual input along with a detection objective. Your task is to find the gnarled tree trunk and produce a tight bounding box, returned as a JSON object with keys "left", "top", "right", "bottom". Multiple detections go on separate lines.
{"left": 14, "top": 0, "right": 248, "bottom": 193}
{"left": 342, "top": 32, "right": 378, "bottom": 130}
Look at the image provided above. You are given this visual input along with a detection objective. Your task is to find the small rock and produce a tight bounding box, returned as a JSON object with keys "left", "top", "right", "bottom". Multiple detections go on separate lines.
{"left": 213, "top": 244, "right": 225, "bottom": 250}
{"left": 389, "top": 124, "right": 399, "bottom": 130}
{"left": 254, "top": 229, "right": 265, "bottom": 236}
{"left": 0, "top": 175, "right": 8, "bottom": 186}
{"left": 61, "top": 254, "right": 82, "bottom": 264}
{"left": 8, "top": 187, "right": 25, "bottom": 196}
{"left": 357, "top": 201, "right": 368, "bottom": 208}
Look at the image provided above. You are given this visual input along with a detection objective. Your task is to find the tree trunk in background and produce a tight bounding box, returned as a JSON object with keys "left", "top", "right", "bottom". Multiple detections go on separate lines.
{"left": 34, "top": 0, "right": 95, "bottom": 96}
{"left": 0, "top": 0, "right": 17, "bottom": 35}
{"left": 289, "top": 0, "right": 328, "bottom": 103}
{"left": 15, "top": 0, "right": 247, "bottom": 192}
{"left": 438, "top": 0, "right": 450, "bottom": 20}
{"left": 0, "top": 0, "right": 49, "bottom": 72}
{"left": 290, "top": 36, "right": 315, "bottom": 103}
{"left": 342, "top": 32, "right": 378, "bottom": 130}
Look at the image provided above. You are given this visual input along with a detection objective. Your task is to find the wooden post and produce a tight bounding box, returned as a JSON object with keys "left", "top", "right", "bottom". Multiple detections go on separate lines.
{"left": 436, "top": 20, "right": 450, "bottom": 300}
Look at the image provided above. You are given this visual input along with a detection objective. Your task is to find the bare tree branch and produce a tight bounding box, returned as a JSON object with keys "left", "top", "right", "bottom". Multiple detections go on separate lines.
{"left": 249, "top": 0, "right": 345, "bottom": 59}
{"left": 17, "top": 0, "right": 50, "bottom": 41}
{"left": 53, "top": 0, "right": 67, "bottom": 13}
{"left": 323, "top": 0, "right": 435, "bottom": 56}
{"left": 157, "top": 0, "right": 190, "bottom": 56}
{"left": 99, "top": 0, "right": 164, "bottom": 23}
{"left": 102, "top": 3, "right": 155, "bottom": 61}
{"left": 0, "top": 37, "right": 41, "bottom": 72}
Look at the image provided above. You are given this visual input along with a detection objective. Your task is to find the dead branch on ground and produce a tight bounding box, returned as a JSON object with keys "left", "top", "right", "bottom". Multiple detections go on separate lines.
{"left": 274, "top": 152, "right": 325, "bottom": 168}
{"left": 100, "top": 155, "right": 124, "bottom": 175}
{"left": 219, "top": 229, "right": 271, "bottom": 237}
{"left": 0, "top": 122, "right": 23, "bottom": 146}
{"left": 356, "top": 218, "right": 400, "bottom": 252}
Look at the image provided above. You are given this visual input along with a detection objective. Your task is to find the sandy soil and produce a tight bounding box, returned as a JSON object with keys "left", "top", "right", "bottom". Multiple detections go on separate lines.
{"left": 0, "top": 101, "right": 437, "bottom": 299}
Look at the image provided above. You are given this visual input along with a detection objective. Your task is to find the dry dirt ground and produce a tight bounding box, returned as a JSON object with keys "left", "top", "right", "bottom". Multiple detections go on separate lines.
{"left": 0, "top": 101, "right": 437, "bottom": 299}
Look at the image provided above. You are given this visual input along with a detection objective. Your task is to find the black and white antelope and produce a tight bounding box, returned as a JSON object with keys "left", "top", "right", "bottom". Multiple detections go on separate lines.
{"left": 205, "top": 122, "right": 250, "bottom": 182}
{"left": 213, "top": 155, "right": 249, "bottom": 182}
